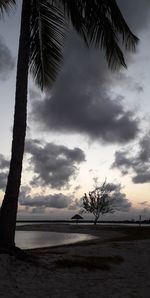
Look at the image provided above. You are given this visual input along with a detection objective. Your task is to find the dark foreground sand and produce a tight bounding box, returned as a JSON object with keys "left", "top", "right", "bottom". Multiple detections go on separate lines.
{"left": 0, "top": 224, "right": 150, "bottom": 298}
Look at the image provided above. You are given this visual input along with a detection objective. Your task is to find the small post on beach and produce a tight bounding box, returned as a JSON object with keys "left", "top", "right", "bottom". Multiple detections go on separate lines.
{"left": 139, "top": 215, "right": 142, "bottom": 227}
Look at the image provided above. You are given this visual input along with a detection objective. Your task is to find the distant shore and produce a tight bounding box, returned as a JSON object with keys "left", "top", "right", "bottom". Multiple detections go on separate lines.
{"left": 16, "top": 219, "right": 150, "bottom": 225}
{"left": 16, "top": 221, "right": 150, "bottom": 238}
{"left": 1, "top": 224, "right": 150, "bottom": 298}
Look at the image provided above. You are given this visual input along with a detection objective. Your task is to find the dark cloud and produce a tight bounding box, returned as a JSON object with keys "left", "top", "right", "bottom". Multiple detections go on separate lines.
{"left": 100, "top": 183, "right": 131, "bottom": 212}
{"left": 0, "top": 154, "right": 9, "bottom": 190}
{"left": 32, "top": 31, "right": 139, "bottom": 144}
{"left": 31, "top": 0, "right": 150, "bottom": 146}
{"left": 25, "top": 139, "right": 85, "bottom": 189}
{"left": 19, "top": 192, "right": 72, "bottom": 209}
{"left": 112, "top": 151, "right": 133, "bottom": 175}
{"left": 0, "top": 154, "right": 9, "bottom": 169}
{"left": 31, "top": 1, "right": 150, "bottom": 144}
{"left": 132, "top": 172, "right": 150, "bottom": 184}
{"left": 109, "top": 185, "right": 132, "bottom": 212}
{"left": 0, "top": 172, "right": 7, "bottom": 190}
{"left": 112, "top": 133, "right": 150, "bottom": 184}
{"left": 0, "top": 37, "right": 15, "bottom": 80}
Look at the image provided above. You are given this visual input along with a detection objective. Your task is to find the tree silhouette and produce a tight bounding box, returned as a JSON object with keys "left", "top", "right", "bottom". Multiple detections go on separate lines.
{"left": 82, "top": 181, "right": 120, "bottom": 224}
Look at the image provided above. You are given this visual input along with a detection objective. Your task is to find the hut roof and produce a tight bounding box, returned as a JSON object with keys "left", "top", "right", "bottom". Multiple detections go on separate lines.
{"left": 71, "top": 214, "right": 83, "bottom": 220}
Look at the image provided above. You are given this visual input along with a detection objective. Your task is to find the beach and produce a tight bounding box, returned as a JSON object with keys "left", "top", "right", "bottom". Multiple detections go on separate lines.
{"left": 0, "top": 224, "right": 150, "bottom": 298}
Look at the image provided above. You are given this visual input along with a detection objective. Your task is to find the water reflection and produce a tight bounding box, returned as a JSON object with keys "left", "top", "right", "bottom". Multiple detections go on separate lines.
{"left": 15, "top": 231, "right": 95, "bottom": 249}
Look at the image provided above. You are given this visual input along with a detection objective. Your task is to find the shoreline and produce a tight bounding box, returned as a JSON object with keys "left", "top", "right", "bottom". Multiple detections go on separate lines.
{"left": 1, "top": 224, "right": 150, "bottom": 297}
{"left": 16, "top": 223, "right": 150, "bottom": 251}
{"left": 16, "top": 223, "right": 126, "bottom": 250}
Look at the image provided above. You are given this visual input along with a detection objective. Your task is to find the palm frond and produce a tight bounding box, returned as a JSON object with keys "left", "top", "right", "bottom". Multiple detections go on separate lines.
{"left": 30, "top": 0, "right": 65, "bottom": 90}
{"left": 59, "top": 0, "right": 138, "bottom": 70}
{"left": 83, "top": 0, "right": 138, "bottom": 69}
{"left": 0, "top": 0, "right": 16, "bottom": 15}
{"left": 58, "top": 0, "right": 87, "bottom": 44}
{"left": 87, "top": 8, "right": 127, "bottom": 69}
{"left": 102, "top": 0, "right": 139, "bottom": 50}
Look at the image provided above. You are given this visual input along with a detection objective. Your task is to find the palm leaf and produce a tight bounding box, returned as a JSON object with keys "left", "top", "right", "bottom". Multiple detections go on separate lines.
{"left": 58, "top": 0, "right": 87, "bottom": 43}
{"left": 30, "top": 0, "right": 139, "bottom": 88}
{"left": 87, "top": 8, "right": 127, "bottom": 69}
{"left": 59, "top": 0, "right": 138, "bottom": 70}
{"left": 103, "top": 0, "right": 139, "bottom": 51}
{"left": 0, "top": 0, "right": 16, "bottom": 14}
{"left": 83, "top": 0, "right": 139, "bottom": 69}
{"left": 30, "top": 0, "right": 65, "bottom": 90}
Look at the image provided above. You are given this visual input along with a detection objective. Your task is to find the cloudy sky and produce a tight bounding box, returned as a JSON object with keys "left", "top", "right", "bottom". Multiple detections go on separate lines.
{"left": 0, "top": 0, "right": 150, "bottom": 220}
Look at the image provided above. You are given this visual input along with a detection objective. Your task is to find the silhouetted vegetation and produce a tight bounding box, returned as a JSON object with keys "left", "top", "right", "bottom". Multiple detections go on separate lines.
{"left": 81, "top": 181, "right": 119, "bottom": 224}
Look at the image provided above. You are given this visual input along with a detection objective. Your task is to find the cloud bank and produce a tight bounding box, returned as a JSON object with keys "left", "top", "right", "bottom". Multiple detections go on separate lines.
{"left": 19, "top": 192, "right": 72, "bottom": 210}
{"left": 25, "top": 139, "right": 85, "bottom": 189}
{"left": 112, "top": 133, "right": 150, "bottom": 184}
{"left": 32, "top": 30, "right": 139, "bottom": 144}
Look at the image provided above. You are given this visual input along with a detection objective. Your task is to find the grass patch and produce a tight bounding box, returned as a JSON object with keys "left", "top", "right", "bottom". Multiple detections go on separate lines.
{"left": 55, "top": 255, "right": 124, "bottom": 271}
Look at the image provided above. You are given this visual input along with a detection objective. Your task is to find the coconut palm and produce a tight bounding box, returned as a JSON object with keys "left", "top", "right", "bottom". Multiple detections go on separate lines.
{"left": 0, "top": 0, "right": 138, "bottom": 249}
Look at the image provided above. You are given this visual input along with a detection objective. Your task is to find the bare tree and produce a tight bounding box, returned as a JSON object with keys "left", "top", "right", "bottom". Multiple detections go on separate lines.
{"left": 82, "top": 181, "right": 119, "bottom": 224}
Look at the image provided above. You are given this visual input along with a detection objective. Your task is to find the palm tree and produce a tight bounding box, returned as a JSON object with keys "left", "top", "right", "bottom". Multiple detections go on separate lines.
{"left": 0, "top": 0, "right": 138, "bottom": 250}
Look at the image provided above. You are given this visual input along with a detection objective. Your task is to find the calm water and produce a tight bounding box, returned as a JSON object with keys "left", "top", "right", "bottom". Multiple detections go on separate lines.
{"left": 15, "top": 231, "right": 95, "bottom": 249}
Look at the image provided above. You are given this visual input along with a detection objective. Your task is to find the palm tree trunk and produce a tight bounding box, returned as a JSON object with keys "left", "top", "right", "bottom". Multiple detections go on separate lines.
{"left": 0, "top": 0, "right": 31, "bottom": 248}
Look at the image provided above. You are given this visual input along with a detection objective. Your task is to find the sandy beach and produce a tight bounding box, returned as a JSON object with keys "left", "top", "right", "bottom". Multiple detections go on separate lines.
{"left": 0, "top": 224, "right": 150, "bottom": 298}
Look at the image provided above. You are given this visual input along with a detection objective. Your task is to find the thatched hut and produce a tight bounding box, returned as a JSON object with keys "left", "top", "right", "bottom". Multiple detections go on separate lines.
{"left": 71, "top": 214, "right": 83, "bottom": 223}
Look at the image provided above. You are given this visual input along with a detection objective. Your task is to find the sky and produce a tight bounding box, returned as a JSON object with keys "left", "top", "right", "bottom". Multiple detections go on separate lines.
{"left": 0, "top": 1, "right": 150, "bottom": 220}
